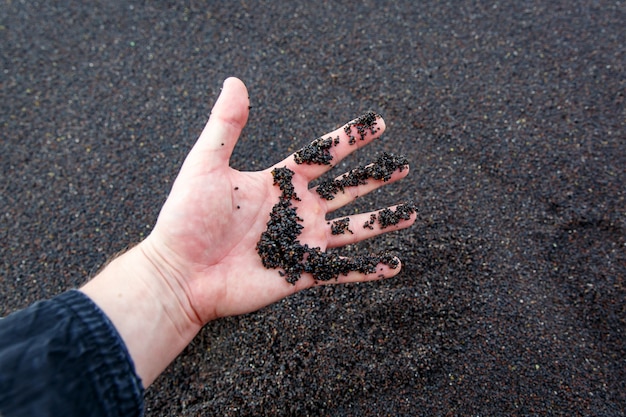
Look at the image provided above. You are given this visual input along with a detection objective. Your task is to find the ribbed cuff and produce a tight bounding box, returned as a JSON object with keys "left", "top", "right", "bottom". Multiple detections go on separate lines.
{"left": 0, "top": 290, "right": 144, "bottom": 417}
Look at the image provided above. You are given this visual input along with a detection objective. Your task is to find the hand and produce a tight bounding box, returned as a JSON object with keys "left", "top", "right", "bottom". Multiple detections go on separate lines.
{"left": 143, "top": 77, "right": 416, "bottom": 325}
{"left": 81, "top": 77, "right": 416, "bottom": 386}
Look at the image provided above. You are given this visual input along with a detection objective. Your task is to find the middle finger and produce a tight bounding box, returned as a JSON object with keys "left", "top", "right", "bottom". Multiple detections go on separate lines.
{"left": 313, "top": 155, "right": 410, "bottom": 213}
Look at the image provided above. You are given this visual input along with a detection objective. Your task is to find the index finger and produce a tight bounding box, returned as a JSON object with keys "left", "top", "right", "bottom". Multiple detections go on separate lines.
{"left": 275, "top": 112, "right": 386, "bottom": 182}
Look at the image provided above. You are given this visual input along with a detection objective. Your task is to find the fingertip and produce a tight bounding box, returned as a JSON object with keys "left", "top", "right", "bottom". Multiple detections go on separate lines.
{"left": 194, "top": 78, "right": 250, "bottom": 164}
{"left": 339, "top": 112, "right": 387, "bottom": 147}
{"left": 395, "top": 163, "right": 410, "bottom": 180}
{"left": 358, "top": 256, "right": 403, "bottom": 282}
{"left": 213, "top": 77, "right": 250, "bottom": 126}
{"left": 383, "top": 256, "right": 402, "bottom": 278}
{"left": 376, "top": 114, "right": 387, "bottom": 136}
{"left": 223, "top": 76, "right": 243, "bottom": 86}
{"left": 222, "top": 77, "right": 247, "bottom": 97}
{"left": 386, "top": 256, "right": 402, "bottom": 278}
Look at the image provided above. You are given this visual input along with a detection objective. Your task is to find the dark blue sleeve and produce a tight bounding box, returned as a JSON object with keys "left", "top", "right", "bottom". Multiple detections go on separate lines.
{"left": 0, "top": 290, "right": 144, "bottom": 417}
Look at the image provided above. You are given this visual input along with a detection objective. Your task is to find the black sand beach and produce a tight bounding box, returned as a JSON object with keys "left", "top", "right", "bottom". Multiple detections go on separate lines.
{"left": 1, "top": 1, "right": 624, "bottom": 415}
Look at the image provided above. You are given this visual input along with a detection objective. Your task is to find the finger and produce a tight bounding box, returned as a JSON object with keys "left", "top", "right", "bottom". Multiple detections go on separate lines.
{"left": 275, "top": 112, "right": 386, "bottom": 182}
{"left": 319, "top": 258, "right": 403, "bottom": 284}
{"left": 286, "top": 252, "right": 403, "bottom": 292}
{"left": 314, "top": 162, "right": 410, "bottom": 213}
{"left": 188, "top": 77, "right": 250, "bottom": 171}
{"left": 325, "top": 204, "right": 417, "bottom": 249}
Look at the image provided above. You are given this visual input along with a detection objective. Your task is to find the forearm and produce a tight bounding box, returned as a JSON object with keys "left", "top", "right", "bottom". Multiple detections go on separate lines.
{"left": 80, "top": 241, "right": 202, "bottom": 387}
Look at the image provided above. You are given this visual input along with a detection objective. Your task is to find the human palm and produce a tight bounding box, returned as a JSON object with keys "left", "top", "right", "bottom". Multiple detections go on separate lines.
{"left": 145, "top": 78, "right": 415, "bottom": 325}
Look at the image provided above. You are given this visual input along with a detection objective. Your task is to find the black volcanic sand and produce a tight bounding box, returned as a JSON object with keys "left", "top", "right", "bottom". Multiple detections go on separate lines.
{"left": 256, "top": 165, "right": 402, "bottom": 284}
{"left": 1, "top": 1, "right": 625, "bottom": 416}
{"left": 257, "top": 141, "right": 411, "bottom": 284}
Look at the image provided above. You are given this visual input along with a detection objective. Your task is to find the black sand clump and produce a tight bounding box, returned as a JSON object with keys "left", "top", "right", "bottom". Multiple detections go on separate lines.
{"left": 373, "top": 203, "right": 417, "bottom": 229}
{"left": 271, "top": 166, "right": 301, "bottom": 202}
{"left": 256, "top": 167, "right": 399, "bottom": 284}
{"left": 256, "top": 167, "right": 306, "bottom": 283}
{"left": 330, "top": 217, "right": 353, "bottom": 235}
{"left": 368, "top": 152, "right": 409, "bottom": 182}
{"left": 303, "top": 250, "right": 399, "bottom": 281}
{"left": 363, "top": 213, "right": 377, "bottom": 230}
{"left": 293, "top": 112, "right": 382, "bottom": 166}
{"left": 316, "top": 152, "right": 409, "bottom": 200}
{"left": 293, "top": 136, "right": 336, "bottom": 165}
{"left": 345, "top": 111, "right": 381, "bottom": 145}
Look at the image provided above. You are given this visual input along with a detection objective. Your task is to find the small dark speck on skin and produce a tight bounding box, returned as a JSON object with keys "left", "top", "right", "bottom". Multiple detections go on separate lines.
{"left": 237, "top": 205, "right": 241, "bottom": 209}
{"left": 221, "top": 143, "right": 224, "bottom": 146}
{"left": 234, "top": 187, "right": 239, "bottom": 190}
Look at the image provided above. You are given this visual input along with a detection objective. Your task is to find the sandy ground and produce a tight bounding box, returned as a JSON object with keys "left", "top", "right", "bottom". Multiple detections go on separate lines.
{"left": 1, "top": 1, "right": 624, "bottom": 415}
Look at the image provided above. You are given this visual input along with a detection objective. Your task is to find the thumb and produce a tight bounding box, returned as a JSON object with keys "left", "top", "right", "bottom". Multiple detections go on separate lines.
{"left": 190, "top": 77, "right": 250, "bottom": 170}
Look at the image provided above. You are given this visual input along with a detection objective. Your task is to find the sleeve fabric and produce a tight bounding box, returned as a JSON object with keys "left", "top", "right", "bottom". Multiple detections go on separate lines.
{"left": 0, "top": 289, "right": 144, "bottom": 417}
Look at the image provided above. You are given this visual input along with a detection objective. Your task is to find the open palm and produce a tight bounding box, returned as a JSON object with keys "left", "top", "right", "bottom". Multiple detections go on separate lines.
{"left": 144, "top": 78, "right": 416, "bottom": 325}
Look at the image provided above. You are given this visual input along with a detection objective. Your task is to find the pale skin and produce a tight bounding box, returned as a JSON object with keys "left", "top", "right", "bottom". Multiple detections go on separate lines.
{"left": 80, "top": 77, "right": 417, "bottom": 387}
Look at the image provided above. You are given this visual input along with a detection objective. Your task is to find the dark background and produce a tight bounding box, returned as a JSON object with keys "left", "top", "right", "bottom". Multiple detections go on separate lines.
{"left": 1, "top": 1, "right": 624, "bottom": 415}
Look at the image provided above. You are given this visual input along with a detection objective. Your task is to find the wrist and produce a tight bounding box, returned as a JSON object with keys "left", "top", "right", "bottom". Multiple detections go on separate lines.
{"left": 80, "top": 240, "right": 202, "bottom": 387}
